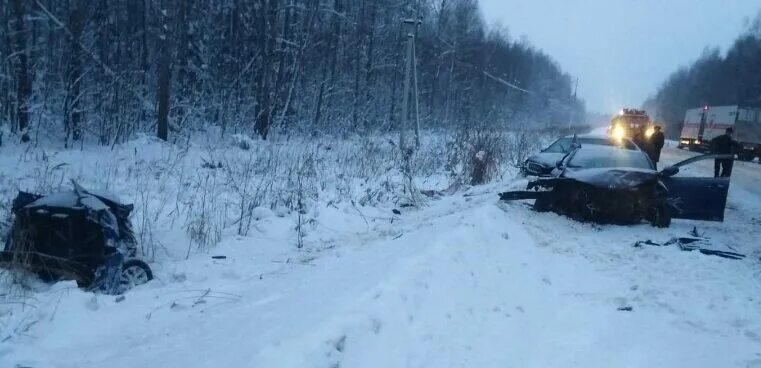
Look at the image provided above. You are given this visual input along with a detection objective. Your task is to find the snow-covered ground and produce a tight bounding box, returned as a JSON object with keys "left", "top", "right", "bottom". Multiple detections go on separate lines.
{"left": 1, "top": 137, "right": 760, "bottom": 367}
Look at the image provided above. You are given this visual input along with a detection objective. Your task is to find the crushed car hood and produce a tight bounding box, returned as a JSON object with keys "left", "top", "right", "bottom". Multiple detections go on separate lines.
{"left": 526, "top": 152, "right": 566, "bottom": 167}
{"left": 563, "top": 167, "right": 659, "bottom": 190}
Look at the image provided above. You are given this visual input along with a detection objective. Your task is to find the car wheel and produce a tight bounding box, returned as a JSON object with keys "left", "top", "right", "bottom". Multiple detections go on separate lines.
{"left": 648, "top": 205, "right": 672, "bottom": 228}
{"left": 118, "top": 259, "right": 153, "bottom": 294}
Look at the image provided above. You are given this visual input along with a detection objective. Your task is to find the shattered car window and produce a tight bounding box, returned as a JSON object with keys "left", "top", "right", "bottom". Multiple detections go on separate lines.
{"left": 544, "top": 137, "right": 573, "bottom": 153}
{"left": 568, "top": 146, "right": 653, "bottom": 170}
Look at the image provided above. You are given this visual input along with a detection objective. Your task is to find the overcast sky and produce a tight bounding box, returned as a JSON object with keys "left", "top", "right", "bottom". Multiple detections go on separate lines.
{"left": 478, "top": 0, "right": 760, "bottom": 115}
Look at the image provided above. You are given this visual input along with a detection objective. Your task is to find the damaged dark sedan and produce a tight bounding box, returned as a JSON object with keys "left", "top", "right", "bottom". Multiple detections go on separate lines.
{"left": 1, "top": 181, "right": 153, "bottom": 294}
{"left": 501, "top": 143, "right": 731, "bottom": 227}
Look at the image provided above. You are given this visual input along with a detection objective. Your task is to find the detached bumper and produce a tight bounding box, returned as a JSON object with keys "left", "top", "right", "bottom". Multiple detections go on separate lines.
{"left": 498, "top": 190, "right": 553, "bottom": 201}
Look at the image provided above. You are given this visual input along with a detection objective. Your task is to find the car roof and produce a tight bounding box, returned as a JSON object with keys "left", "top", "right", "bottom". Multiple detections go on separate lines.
{"left": 27, "top": 191, "right": 110, "bottom": 211}
{"left": 574, "top": 143, "right": 637, "bottom": 153}
{"left": 563, "top": 133, "right": 608, "bottom": 139}
{"left": 558, "top": 134, "right": 639, "bottom": 150}
{"left": 562, "top": 133, "right": 623, "bottom": 141}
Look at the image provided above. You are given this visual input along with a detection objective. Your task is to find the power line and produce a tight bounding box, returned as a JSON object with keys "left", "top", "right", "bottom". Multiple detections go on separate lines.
{"left": 481, "top": 71, "right": 533, "bottom": 94}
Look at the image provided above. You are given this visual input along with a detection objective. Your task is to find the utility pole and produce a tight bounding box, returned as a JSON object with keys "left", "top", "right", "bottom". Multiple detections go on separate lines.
{"left": 568, "top": 77, "right": 578, "bottom": 132}
{"left": 400, "top": 18, "right": 421, "bottom": 153}
{"left": 573, "top": 77, "right": 578, "bottom": 99}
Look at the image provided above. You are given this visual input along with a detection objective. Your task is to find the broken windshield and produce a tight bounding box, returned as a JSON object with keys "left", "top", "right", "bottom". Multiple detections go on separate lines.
{"left": 568, "top": 146, "right": 653, "bottom": 170}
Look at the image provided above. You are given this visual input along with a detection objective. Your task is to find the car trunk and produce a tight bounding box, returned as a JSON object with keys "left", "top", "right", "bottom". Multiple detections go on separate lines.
{"left": 6, "top": 205, "right": 107, "bottom": 284}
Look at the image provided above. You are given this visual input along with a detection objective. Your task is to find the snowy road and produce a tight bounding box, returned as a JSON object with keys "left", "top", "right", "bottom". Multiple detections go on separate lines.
{"left": 3, "top": 148, "right": 761, "bottom": 368}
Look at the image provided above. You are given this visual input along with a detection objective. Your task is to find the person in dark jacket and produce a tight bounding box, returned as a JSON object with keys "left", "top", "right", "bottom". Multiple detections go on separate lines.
{"left": 710, "top": 127, "right": 740, "bottom": 177}
{"left": 648, "top": 126, "right": 665, "bottom": 169}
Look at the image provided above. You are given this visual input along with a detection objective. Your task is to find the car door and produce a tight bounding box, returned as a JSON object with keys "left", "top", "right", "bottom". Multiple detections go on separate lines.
{"left": 660, "top": 154, "right": 732, "bottom": 221}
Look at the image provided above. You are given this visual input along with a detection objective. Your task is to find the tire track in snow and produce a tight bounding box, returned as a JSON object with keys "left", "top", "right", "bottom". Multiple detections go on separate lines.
{"left": 257, "top": 204, "right": 629, "bottom": 367}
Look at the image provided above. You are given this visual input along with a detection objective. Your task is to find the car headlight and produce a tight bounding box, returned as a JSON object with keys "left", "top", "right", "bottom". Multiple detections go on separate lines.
{"left": 612, "top": 125, "right": 625, "bottom": 140}
{"left": 645, "top": 127, "right": 655, "bottom": 138}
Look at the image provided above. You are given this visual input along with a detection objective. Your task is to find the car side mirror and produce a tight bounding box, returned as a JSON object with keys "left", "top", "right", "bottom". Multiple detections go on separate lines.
{"left": 660, "top": 165, "right": 679, "bottom": 177}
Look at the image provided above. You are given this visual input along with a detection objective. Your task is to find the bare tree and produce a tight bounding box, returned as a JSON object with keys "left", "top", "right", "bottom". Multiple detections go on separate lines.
{"left": 10, "top": 0, "right": 30, "bottom": 142}
{"left": 157, "top": 1, "right": 172, "bottom": 141}
{"left": 1, "top": 0, "right": 587, "bottom": 144}
{"left": 63, "top": 0, "right": 87, "bottom": 144}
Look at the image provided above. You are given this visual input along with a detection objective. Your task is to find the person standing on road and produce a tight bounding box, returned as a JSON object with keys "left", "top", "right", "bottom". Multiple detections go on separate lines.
{"left": 710, "top": 127, "right": 740, "bottom": 177}
{"left": 648, "top": 126, "right": 665, "bottom": 169}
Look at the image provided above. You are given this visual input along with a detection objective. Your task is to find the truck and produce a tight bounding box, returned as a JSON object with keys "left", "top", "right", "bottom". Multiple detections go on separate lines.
{"left": 610, "top": 108, "right": 654, "bottom": 140}
{"left": 678, "top": 105, "right": 761, "bottom": 161}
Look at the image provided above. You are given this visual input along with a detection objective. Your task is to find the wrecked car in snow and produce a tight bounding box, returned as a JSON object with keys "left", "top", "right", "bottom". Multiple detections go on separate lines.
{"left": 520, "top": 134, "right": 641, "bottom": 176}
{"left": 501, "top": 144, "right": 732, "bottom": 227}
{"left": 1, "top": 181, "right": 152, "bottom": 294}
